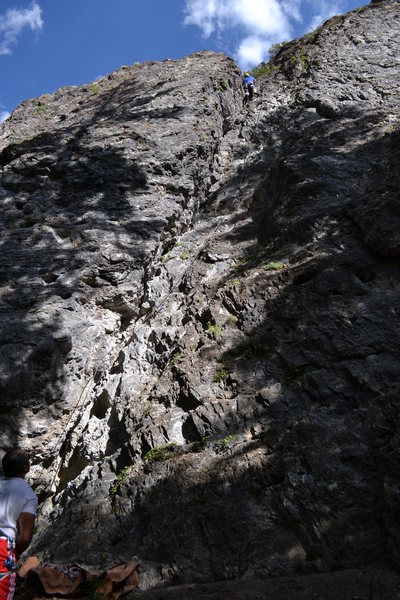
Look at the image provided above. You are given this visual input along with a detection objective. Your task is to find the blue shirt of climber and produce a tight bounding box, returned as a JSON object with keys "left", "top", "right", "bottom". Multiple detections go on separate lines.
{"left": 243, "top": 75, "right": 255, "bottom": 88}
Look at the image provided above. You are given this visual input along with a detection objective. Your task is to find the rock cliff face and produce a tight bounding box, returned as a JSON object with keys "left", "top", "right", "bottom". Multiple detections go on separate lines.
{"left": 1, "top": 0, "right": 400, "bottom": 593}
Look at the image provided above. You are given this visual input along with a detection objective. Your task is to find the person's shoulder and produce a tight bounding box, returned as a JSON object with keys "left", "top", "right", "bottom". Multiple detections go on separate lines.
{"left": 18, "top": 479, "right": 38, "bottom": 506}
{"left": 22, "top": 478, "right": 36, "bottom": 493}
{"left": 10, "top": 477, "right": 35, "bottom": 492}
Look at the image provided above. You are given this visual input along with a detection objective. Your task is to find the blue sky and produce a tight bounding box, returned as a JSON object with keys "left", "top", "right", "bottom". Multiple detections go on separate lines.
{"left": 0, "top": 0, "right": 364, "bottom": 123}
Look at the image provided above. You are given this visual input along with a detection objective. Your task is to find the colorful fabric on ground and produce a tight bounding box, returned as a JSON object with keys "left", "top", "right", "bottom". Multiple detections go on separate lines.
{"left": 0, "top": 539, "right": 16, "bottom": 600}
{"left": 19, "top": 557, "right": 139, "bottom": 599}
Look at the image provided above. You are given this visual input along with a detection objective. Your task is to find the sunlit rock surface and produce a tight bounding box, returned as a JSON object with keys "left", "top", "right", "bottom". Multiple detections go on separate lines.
{"left": 1, "top": 0, "right": 400, "bottom": 596}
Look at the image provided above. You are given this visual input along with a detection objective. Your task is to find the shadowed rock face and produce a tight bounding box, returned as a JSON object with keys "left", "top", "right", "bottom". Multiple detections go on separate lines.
{"left": 1, "top": 0, "right": 400, "bottom": 593}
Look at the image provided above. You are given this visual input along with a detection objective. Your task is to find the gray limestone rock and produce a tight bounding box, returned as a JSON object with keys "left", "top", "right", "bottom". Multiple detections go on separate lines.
{"left": 1, "top": 1, "right": 400, "bottom": 596}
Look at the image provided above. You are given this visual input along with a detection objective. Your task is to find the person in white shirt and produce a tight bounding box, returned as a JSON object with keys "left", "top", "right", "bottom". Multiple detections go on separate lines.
{"left": 0, "top": 448, "right": 38, "bottom": 600}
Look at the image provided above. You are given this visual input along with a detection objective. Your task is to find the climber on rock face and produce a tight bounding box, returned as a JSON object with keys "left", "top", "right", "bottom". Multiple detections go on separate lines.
{"left": 0, "top": 448, "right": 38, "bottom": 600}
{"left": 242, "top": 71, "right": 257, "bottom": 101}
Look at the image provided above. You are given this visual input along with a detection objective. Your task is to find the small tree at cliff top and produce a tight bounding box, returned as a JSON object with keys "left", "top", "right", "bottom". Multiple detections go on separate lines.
{"left": 269, "top": 41, "right": 288, "bottom": 57}
{"left": 250, "top": 41, "right": 288, "bottom": 78}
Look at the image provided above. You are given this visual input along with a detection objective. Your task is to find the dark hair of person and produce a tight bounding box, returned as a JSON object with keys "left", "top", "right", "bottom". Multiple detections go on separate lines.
{"left": 2, "top": 448, "right": 29, "bottom": 477}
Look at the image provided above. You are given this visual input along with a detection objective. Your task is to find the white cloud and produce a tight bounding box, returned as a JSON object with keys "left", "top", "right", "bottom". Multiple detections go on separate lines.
{"left": 184, "top": 0, "right": 353, "bottom": 68}
{"left": 281, "top": 0, "right": 302, "bottom": 21}
{"left": 0, "top": 110, "right": 11, "bottom": 123}
{"left": 233, "top": 0, "right": 289, "bottom": 35}
{"left": 184, "top": 0, "right": 292, "bottom": 68}
{"left": 307, "top": 1, "right": 341, "bottom": 31}
{"left": 236, "top": 35, "right": 271, "bottom": 66}
{"left": 0, "top": 1, "right": 43, "bottom": 56}
{"left": 185, "top": 0, "right": 290, "bottom": 37}
{"left": 184, "top": 0, "right": 217, "bottom": 38}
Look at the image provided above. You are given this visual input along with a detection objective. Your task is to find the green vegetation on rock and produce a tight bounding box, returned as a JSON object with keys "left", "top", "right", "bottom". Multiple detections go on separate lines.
{"left": 213, "top": 367, "right": 229, "bottom": 383}
{"left": 263, "top": 261, "right": 285, "bottom": 271}
{"left": 217, "top": 434, "right": 239, "bottom": 445}
{"left": 170, "top": 351, "right": 180, "bottom": 365}
{"left": 111, "top": 465, "right": 133, "bottom": 495}
{"left": 89, "top": 83, "right": 101, "bottom": 94}
{"left": 187, "top": 437, "right": 209, "bottom": 453}
{"left": 206, "top": 321, "right": 222, "bottom": 337}
{"left": 144, "top": 443, "right": 176, "bottom": 463}
{"left": 218, "top": 76, "right": 229, "bottom": 91}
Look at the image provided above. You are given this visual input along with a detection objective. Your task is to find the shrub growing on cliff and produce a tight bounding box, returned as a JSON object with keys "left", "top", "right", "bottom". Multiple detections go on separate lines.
{"left": 111, "top": 465, "right": 133, "bottom": 495}
{"left": 218, "top": 434, "right": 239, "bottom": 445}
{"left": 218, "top": 76, "right": 229, "bottom": 91}
{"left": 187, "top": 437, "right": 209, "bottom": 453}
{"left": 268, "top": 41, "right": 288, "bottom": 57}
{"left": 89, "top": 83, "right": 101, "bottom": 94}
{"left": 206, "top": 321, "right": 222, "bottom": 337}
{"left": 143, "top": 403, "right": 152, "bottom": 417}
{"left": 213, "top": 367, "right": 228, "bottom": 383}
{"left": 170, "top": 351, "right": 180, "bottom": 365}
{"left": 251, "top": 62, "right": 279, "bottom": 78}
{"left": 290, "top": 48, "right": 311, "bottom": 70}
{"left": 250, "top": 41, "right": 289, "bottom": 79}
{"left": 145, "top": 443, "right": 176, "bottom": 463}
{"left": 180, "top": 247, "right": 192, "bottom": 260}
{"left": 263, "top": 261, "right": 285, "bottom": 271}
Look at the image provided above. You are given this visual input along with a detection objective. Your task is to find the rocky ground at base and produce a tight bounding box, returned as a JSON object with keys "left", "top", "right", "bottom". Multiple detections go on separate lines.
{"left": 131, "top": 566, "right": 400, "bottom": 600}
